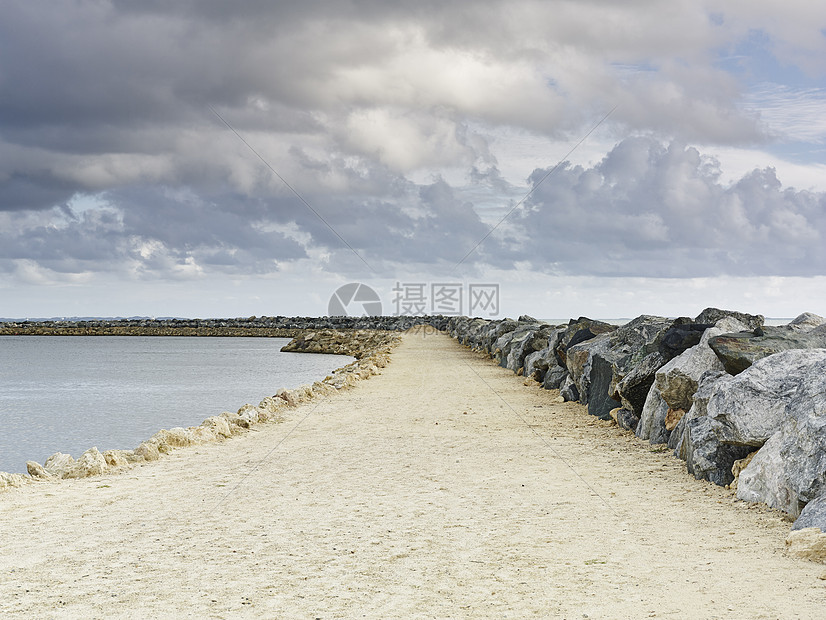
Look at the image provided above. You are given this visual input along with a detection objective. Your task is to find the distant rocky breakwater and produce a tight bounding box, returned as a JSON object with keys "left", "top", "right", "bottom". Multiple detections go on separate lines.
{"left": 0, "top": 321, "right": 430, "bottom": 494}
{"left": 446, "top": 308, "right": 826, "bottom": 562}
{"left": 0, "top": 315, "right": 451, "bottom": 337}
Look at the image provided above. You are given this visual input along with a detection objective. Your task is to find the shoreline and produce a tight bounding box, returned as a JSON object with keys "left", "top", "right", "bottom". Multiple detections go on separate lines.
{"left": 0, "top": 328, "right": 402, "bottom": 489}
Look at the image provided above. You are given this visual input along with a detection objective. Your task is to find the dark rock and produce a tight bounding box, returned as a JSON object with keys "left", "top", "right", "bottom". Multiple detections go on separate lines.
{"left": 543, "top": 365, "right": 569, "bottom": 390}
{"left": 587, "top": 352, "right": 620, "bottom": 420}
{"left": 658, "top": 323, "right": 714, "bottom": 361}
{"left": 683, "top": 416, "right": 754, "bottom": 486}
{"left": 655, "top": 318, "right": 747, "bottom": 412}
{"left": 673, "top": 369, "right": 728, "bottom": 460}
{"left": 554, "top": 319, "right": 617, "bottom": 367}
{"left": 616, "top": 408, "right": 640, "bottom": 432}
{"left": 615, "top": 352, "right": 665, "bottom": 416}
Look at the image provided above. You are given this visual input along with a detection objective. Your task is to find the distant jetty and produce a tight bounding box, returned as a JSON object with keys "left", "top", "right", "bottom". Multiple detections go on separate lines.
{"left": 0, "top": 315, "right": 451, "bottom": 337}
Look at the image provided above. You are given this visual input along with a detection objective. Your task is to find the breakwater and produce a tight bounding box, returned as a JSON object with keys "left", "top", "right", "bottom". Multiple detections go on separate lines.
{"left": 0, "top": 315, "right": 451, "bottom": 337}
{"left": 443, "top": 308, "right": 826, "bottom": 559}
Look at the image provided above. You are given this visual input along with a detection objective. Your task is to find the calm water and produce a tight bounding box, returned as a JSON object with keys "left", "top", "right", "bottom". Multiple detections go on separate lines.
{"left": 0, "top": 336, "right": 352, "bottom": 474}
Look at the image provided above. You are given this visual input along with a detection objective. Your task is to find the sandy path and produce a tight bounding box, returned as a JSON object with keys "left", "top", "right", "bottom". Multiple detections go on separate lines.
{"left": 1, "top": 330, "right": 824, "bottom": 619}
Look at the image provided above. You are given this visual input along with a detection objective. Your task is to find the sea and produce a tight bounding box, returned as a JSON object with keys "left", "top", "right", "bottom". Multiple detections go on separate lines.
{"left": 0, "top": 336, "right": 352, "bottom": 475}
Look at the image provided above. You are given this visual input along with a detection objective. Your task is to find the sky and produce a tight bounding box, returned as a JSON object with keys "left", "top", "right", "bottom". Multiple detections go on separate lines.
{"left": 2, "top": 1, "right": 826, "bottom": 320}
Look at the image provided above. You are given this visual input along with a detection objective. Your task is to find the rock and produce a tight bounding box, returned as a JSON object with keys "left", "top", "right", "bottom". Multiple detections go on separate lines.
{"left": 221, "top": 411, "right": 250, "bottom": 430}
{"left": 693, "top": 307, "right": 764, "bottom": 331}
{"left": 730, "top": 451, "right": 758, "bottom": 491}
{"left": 43, "top": 452, "right": 76, "bottom": 478}
{"left": 102, "top": 450, "right": 131, "bottom": 468}
{"left": 672, "top": 369, "right": 729, "bottom": 458}
{"left": 200, "top": 415, "right": 233, "bottom": 439}
{"left": 26, "top": 461, "right": 56, "bottom": 480}
{"left": 237, "top": 404, "right": 260, "bottom": 425}
{"left": 709, "top": 323, "right": 826, "bottom": 375}
{"left": 0, "top": 472, "right": 27, "bottom": 491}
{"left": 565, "top": 333, "right": 612, "bottom": 408}
{"left": 281, "top": 329, "right": 399, "bottom": 359}
{"left": 683, "top": 416, "right": 754, "bottom": 486}
{"left": 151, "top": 428, "right": 197, "bottom": 450}
{"left": 655, "top": 318, "right": 748, "bottom": 412}
{"left": 542, "top": 365, "right": 569, "bottom": 390}
{"left": 134, "top": 441, "right": 160, "bottom": 462}
{"left": 786, "top": 528, "right": 826, "bottom": 563}
{"left": 711, "top": 349, "right": 826, "bottom": 446}
{"left": 787, "top": 312, "right": 826, "bottom": 331}
{"left": 585, "top": 350, "right": 620, "bottom": 420}
{"left": 793, "top": 495, "right": 826, "bottom": 532}
{"left": 569, "top": 315, "right": 676, "bottom": 414}
{"left": 554, "top": 318, "right": 617, "bottom": 367}
{"left": 636, "top": 385, "right": 670, "bottom": 444}
{"left": 559, "top": 375, "right": 579, "bottom": 402}
{"left": 658, "top": 322, "right": 713, "bottom": 361}
{"left": 616, "top": 408, "right": 640, "bottom": 432}
{"left": 524, "top": 349, "right": 549, "bottom": 382}
{"left": 674, "top": 349, "right": 826, "bottom": 509}
{"left": 664, "top": 408, "right": 685, "bottom": 431}
{"left": 66, "top": 447, "right": 107, "bottom": 478}
{"left": 615, "top": 352, "right": 665, "bottom": 416}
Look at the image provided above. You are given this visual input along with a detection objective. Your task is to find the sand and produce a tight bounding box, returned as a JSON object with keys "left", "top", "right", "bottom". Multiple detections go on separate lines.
{"left": 1, "top": 329, "right": 825, "bottom": 618}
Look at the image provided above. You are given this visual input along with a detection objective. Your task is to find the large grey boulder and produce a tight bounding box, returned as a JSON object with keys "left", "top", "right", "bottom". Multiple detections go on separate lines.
{"left": 734, "top": 351, "right": 826, "bottom": 516}
{"left": 680, "top": 349, "right": 826, "bottom": 508}
{"left": 565, "top": 333, "right": 613, "bottom": 413}
{"left": 787, "top": 312, "right": 826, "bottom": 332}
{"left": 483, "top": 319, "right": 517, "bottom": 352}
{"left": 524, "top": 348, "right": 549, "bottom": 381}
{"left": 709, "top": 320, "right": 826, "bottom": 375}
{"left": 559, "top": 374, "right": 579, "bottom": 402}
{"left": 683, "top": 416, "right": 754, "bottom": 486}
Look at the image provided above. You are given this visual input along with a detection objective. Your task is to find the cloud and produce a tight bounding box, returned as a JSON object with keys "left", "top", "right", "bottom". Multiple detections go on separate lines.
{"left": 1, "top": 0, "right": 825, "bottom": 312}
{"left": 511, "top": 136, "right": 826, "bottom": 277}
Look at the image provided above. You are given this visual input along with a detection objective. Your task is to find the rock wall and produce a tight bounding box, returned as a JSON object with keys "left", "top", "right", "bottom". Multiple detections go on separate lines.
{"left": 0, "top": 315, "right": 451, "bottom": 336}
{"left": 446, "top": 309, "right": 826, "bottom": 554}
